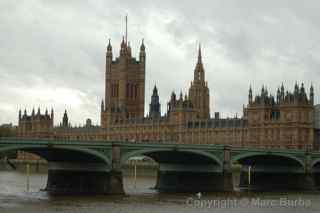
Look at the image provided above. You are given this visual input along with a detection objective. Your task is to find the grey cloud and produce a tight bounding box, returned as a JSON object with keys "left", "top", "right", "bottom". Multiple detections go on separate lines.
{"left": 1, "top": 0, "right": 320, "bottom": 125}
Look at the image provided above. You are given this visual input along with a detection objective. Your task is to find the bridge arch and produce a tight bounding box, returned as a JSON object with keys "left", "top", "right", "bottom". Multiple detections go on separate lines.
{"left": 232, "top": 152, "right": 305, "bottom": 168}
{"left": 0, "top": 145, "right": 111, "bottom": 165}
{"left": 311, "top": 159, "right": 320, "bottom": 168}
{"left": 121, "top": 148, "right": 222, "bottom": 166}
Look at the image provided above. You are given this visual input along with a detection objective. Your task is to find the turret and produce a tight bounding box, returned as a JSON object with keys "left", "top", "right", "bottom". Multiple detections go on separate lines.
{"left": 249, "top": 86, "right": 253, "bottom": 104}
{"left": 51, "top": 108, "right": 54, "bottom": 120}
{"left": 106, "top": 39, "right": 112, "bottom": 58}
{"left": 149, "top": 85, "right": 161, "bottom": 119}
{"left": 179, "top": 91, "right": 183, "bottom": 101}
{"left": 37, "top": 107, "right": 40, "bottom": 116}
{"left": 280, "top": 83, "right": 285, "bottom": 101}
{"left": 62, "top": 110, "right": 69, "bottom": 127}
{"left": 139, "top": 39, "right": 146, "bottom": 62}
{"left": 101, "top": 100, "right": 105, "bottom": 112}
{"left": 310, "top": 84, "right": 314, "bottom": 105}
{"left": 261, "top": 85, "right": 265, "bottom": 96}
{"left": 120, "top": 36, "right": 127, "bottom": 57}
{"left": 300, "top": 83, "right": 305, "bottom": 94}
{"left": 19, "top": 109, "right": 22, "bottom": 120}
{"left": 276, "top": 88, "right": 281, "bottom": 103}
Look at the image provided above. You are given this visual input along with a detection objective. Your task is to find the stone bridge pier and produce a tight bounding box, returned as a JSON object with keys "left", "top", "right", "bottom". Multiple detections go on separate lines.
{"left": 151, "top": 147, "right": 233, "bottom": 192}
{"left": 45, "top": 145, "right": 124, "bottom": 195}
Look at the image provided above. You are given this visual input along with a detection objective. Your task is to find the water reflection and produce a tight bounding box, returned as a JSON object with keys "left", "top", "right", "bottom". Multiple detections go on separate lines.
{"left": 0, "top": 165, "right": 320, "bottom": 213}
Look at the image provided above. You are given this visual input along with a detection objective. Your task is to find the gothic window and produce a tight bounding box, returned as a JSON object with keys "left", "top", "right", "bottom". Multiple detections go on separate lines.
{"left": 112, "top": 84, "right": 119, "bottom": 97}
{"left": 135, "top": 85, "right": 139, "bottom": 99}
{"left": 133, "top": 84, "right": 136, "bottom": 99}
{"left": 111, "top": 85, "right": 114, "bottom": 97}
{"left": 116, "top": 84, "right": 119, "bottom": 97}
{"left": 126, "top": 83, "right": 129, "bottom": 98}
{"left": 130, "top": 84, "right": 134, "bottom": 98}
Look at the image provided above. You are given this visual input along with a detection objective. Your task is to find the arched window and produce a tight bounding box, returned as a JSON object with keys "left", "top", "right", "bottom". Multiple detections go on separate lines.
{"left": 130, "top": 84, "right": 134, "bottom": 98}
{"left": 126, "top": 83, "right": 129, "bottom": 98}
{"left": 116, "top": 84, "right": 119, "bottom": 97}
{"left": 135, "top": 85, "right": 139, "bottom": 99}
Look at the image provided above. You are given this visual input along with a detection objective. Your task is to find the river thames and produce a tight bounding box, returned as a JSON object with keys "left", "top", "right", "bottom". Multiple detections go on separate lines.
{"left": 0, "top": 166, "right": 320, "bottom": 213}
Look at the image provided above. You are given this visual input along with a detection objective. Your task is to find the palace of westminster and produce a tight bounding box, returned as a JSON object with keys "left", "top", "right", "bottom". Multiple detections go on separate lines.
{"left": 16, "top": 27, "right": 320, "bottom": 156}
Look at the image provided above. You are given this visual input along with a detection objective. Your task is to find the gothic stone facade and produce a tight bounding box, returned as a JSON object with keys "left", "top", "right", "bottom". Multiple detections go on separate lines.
{"left": 17, "top": 36, "right": 315, "bottom": 151}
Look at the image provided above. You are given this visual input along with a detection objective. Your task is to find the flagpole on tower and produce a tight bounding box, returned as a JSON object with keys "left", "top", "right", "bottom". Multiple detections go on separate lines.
{"left": 125, "top": 14, "right": 128, "bottom": 45}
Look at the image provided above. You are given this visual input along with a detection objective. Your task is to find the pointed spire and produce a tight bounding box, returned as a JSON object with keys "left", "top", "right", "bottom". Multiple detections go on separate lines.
{"left": 62, "top": 109, "right": 69, "bottom": 127}
{"left": 300, "top": 83, "right": 305, "bottom": 93}
{"left": 140, "top": 39, "right": 146, "bottom": 61}
{"left": 140, "top": 38, "right": 145, "bottom": 51}
{"left": 107, "top": 38, "right": 112, "bottom": 50}
{"left": 120, "top": 36, "right": 127, "bottom": 57}
{"left": 198, "top": 43, "right": 202, "bottom": 63}
{"left": 51, "top": 108, "right": 54, "bottom": 119}
{"left": 24, "top": 109, "right": 27, "bottom": 116}
{"left": 179, "top": 91, "right": 183, "bottom": 100}
{"left": 194, "top": 43, "right": 205, "bottom": 82}
{"left": 281, "top": 83, "right": 284, "bottom": 93}
{"left": 153, "top": 85, "right": 158, "bottom": 95}
{"left": 249, "top": 85, "right": 253, "bottom": 104}
{"left": 265, "top": 87, "right": 268, "bottom": 96}
{"left": 19, "top": 109, "right": 22, "bottom": 120}
{"left": 280, "top": 83, "right": 285, "bottom": 101}
{"left": 261, "top": 85, "right": 265, "bottom": 95}
{"left": 101, "top": 100, "right": 105, "bottom": 112}
{"left": 125, "top": 14, "right": 128, "bottom": 45}
{"left": 150, "top": 84, "right": 161, "bottom": 119}
{"left": 310, "top": 83, "right": 314, "bottom": 105}
{"left": 32, "top": 107, "right": 35, "bottom": 116}
{"left": 276, "top": 87, "right": 281, "bottom": 103}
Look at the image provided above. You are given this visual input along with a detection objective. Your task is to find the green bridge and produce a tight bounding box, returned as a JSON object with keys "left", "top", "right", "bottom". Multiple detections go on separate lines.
{"left": 1, "top": 138, "right": 320, "bottom": 194}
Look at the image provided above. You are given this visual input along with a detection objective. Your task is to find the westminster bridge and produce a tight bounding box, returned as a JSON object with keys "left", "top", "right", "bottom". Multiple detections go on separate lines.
{"left": 1, "top": 138, "right": 320, "bottom": 194}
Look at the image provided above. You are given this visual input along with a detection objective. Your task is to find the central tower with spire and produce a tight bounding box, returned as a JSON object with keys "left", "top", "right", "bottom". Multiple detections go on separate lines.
{"left": 188, "top": 45, "right": 210, "bottom": 119}
{"left": 101, "top": 16, "right": 146, "bottom": 128}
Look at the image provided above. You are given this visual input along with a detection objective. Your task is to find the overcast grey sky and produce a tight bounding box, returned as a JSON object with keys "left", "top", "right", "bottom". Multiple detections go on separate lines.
{"left": 1, "top": 0, "right": 320, "bottom": 125}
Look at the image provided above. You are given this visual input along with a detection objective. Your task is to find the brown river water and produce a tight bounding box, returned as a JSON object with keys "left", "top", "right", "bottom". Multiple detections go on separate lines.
{"left": 0, "top": 164, "right": 320, "bottom": 213}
